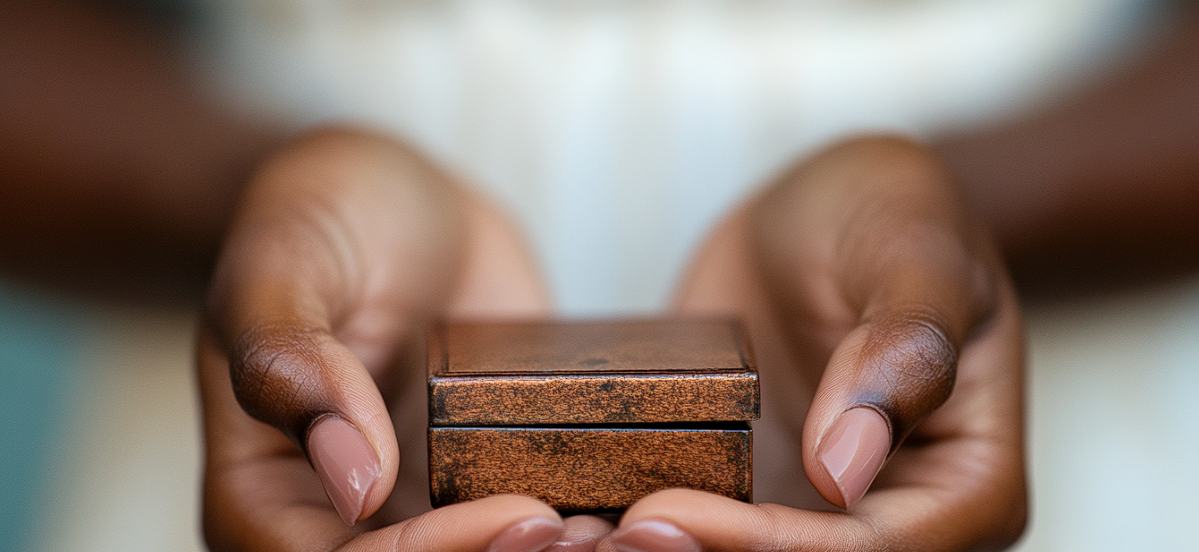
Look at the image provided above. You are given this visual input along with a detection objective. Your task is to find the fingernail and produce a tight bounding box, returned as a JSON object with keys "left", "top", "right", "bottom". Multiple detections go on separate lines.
{"left": 487, "top": 517, "right": 563, "bottom": 552}
{"left": 546, "top": 537, "right": 595, "bottom": 552}
{"left": 546, "top": 530, "right": 598, "bottom": 552}
{"left": 817, "top": 407, "right": 891, "bottom": 509}
{"left": 308, "top": 416, "right": 381, "bottom": 526}
{"left": 610, "top": 520, "right": 700, "bottom": 552}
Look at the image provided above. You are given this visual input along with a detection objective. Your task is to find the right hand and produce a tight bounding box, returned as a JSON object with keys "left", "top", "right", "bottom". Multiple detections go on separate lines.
{"left": 606, "top": 136, "right": 1027, "bottom": 552}
{"left": 196, "top": 127, "right": 611, "bottom": 550}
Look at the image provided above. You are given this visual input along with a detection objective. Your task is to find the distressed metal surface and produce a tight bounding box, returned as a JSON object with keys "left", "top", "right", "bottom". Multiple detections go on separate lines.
{"left": 436, "top": 319, "right": 749, "bottom": 374}
{"left": 428, "top": 425, "right": 752, "bottom": 511}
{"left": 428, "top": 319, "right": 760, "bottom": 425}
{"left": 431, "top": 372, "right": 759, "bottom": 425}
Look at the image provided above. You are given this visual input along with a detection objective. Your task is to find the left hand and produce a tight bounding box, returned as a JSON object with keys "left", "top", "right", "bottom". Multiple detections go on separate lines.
{"left": 196, "top": 127, "right": 614, "bottom": 551}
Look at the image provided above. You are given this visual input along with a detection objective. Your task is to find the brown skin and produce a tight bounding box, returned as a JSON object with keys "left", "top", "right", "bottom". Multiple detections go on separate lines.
{"left": 609, "top": 137, "right": 1026, "bottom": 551}
{"left": 938, "top": 5, "right": 1199, "bottom": 298}
{"left": 197, "top": 128, "right": 621, "bottom": 550}
{"left": 0, "top": 0, "right": 278, "bottom": 302}
{"left": 199, "top": 129, "right": 1022, "bottom": 551}
{"left": 3, "top": 0, "right": 1196, "bottom": 550}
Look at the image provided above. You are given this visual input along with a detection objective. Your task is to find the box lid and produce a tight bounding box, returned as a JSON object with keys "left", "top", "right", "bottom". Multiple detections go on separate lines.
{"left": 428, "top": 319, "right": 760, "bottom": 426}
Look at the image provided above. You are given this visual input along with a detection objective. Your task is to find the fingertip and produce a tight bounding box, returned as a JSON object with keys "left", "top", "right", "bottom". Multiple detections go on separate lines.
{"left": 307, "top": 416, "right": 381, "bottom": 526}
{"left": 803, "top": 309, "right": 959, "bottom": 509}
{"left": 609, "top": 519, "right": 699, "bottom": 552}
{"left": 343, "top": 495, "right": 565, "bottom": 552}
{"left": 815, "top": 407, "right": 891, "bottom": 509}
{"left": 487, "top": 516, "right": 564, "bottom": 552}
{"left": 447, "top": 495, "right": 565, "bottom": 552}
{"left": 611, "top": 489, "right": 876, "bottom": 551}
{"left": 612, "top": 489, "right": 750, "bottom": 551}
{"left": 546, "top": 516, "right": 615, "bottom": 552}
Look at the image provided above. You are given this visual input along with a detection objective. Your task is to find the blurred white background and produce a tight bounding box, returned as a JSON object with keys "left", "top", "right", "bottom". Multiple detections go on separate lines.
{"left": 202, "top": 0, "right": 1163, "bottom": 316}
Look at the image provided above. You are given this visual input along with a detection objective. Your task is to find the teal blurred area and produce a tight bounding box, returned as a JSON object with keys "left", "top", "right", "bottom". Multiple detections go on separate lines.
{"left": 0, "top": 281, "right": 84, "bottom": 552}
{"left": 0, "top": 281, "right": 203, "bottom": 552}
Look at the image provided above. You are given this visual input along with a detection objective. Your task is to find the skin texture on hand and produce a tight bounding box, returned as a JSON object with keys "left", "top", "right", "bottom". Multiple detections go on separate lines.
{"left": 199, "top": 131, "right": 1023, "bottom": 551}
{"left": 598, "top": 137, "right": 1027, "bottom": 552}
{"left": 197, "top": 127, "right": 616, "bottom": 550}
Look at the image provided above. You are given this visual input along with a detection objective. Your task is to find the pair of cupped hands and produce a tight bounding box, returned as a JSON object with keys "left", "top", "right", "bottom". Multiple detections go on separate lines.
{"left": 197, "top": 127, "right": 1026, "bottom": 552}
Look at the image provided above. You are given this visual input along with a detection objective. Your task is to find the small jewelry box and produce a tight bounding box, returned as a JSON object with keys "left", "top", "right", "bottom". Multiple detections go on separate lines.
{"left": 427, "top": 319, "right": 759, "bottom": 512}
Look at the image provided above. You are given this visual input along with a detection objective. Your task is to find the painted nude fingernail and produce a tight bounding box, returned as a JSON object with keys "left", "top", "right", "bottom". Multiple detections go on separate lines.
{"left": 817, "top": 407, "right": 891, "bottom": 510}
{"left": 487, "top": 517, "right": 563, "bottom": 552}
{"left": 307, "top": 416, "right": 381, "bottom": 526}
{"left": 546, "top": 536, "right": 597, "bottom": 552}
{"left": 610, "top": 520, "right": 700, "bottom": 552}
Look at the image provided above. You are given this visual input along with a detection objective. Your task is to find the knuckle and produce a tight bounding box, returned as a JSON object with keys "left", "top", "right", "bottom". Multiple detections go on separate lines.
{"left": 228, "top": 321, "right": 332, "bottom": 440}
{"left": 866, "top": 310, "right": 957, "bottom": 387}
{"left": 860, "top": 310, "right": 959, "bottom": 433}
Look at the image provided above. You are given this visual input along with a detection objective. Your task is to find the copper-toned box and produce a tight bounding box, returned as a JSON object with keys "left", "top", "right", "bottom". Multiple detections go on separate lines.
{"left": 427, "top": 319, "right": 759, "bottom": 512}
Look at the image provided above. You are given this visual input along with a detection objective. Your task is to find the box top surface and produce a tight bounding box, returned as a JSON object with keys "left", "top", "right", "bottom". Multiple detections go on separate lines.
{"left": 436, "top": 319, "right": 750, "bottom": 375}
{"left": 428, "top": 319, "right": 760, "bottom": 425}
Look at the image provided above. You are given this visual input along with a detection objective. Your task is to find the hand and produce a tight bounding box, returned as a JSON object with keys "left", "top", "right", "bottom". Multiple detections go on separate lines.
{"left": 196, "top": 127, "right": 612, "bottom": 550}
{"left": 602, "top": 137, "right": 1026, "bottom": 551}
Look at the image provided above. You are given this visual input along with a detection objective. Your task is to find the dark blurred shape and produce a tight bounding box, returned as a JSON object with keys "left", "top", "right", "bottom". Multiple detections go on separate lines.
{"left": 0, "top": 0, "right": 281, "bottom": 305}
{"left": 938, "top": 2, "right": 1199, "bottom": 302}
{"left": 2, "top": 0, "right": 1198, "bottom": 306}
{"left": 93, "top": 0, "right": 202, "bottom": 29}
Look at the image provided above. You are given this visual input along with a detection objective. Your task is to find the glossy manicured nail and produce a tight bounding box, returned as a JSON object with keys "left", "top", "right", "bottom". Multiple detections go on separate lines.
{"left": 307, "top": 416, "right": 381, "bottom": 526}
{"left": 547, "top": 529, "right": 601, "bottom": 552}
{"left": 546, "top": 515, "right": 614, "bottom": 552}
{"left": 610, "top": 520, "right": 700, "bottom": 552}
{"left": 818, "top": 407, "right": 891, "bottom": 509}
{"left": 546, "top": 537, "right": 596, "bottom": 552}
{"left": 487, "top": 517, "right": 563, "bottom": 552}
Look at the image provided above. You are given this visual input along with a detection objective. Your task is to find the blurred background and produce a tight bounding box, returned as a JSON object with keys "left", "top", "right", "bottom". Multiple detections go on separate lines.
{"left": 3, "top": 0, "right": 1198, "bottom": 549}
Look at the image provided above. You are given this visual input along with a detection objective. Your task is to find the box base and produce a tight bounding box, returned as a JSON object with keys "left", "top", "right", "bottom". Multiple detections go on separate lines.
{"left": 428, "top": 424, "right": 751, "bottom": 512}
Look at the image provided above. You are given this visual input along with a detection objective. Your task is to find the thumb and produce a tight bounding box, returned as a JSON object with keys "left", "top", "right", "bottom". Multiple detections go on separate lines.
{"left": 204, "top": 128, "right": 466, "bottom": 526}
{"left": 223, "top": 318, "right": 398, "bottom": 527}
{"left": 735, "top": 136, "right": 1007, "bottom": 510}
{"left": 803, "top": 307, "right": 963, "bottom": 510}
{"left": 801, "top": 215, "right": 1000, "bottom": 510}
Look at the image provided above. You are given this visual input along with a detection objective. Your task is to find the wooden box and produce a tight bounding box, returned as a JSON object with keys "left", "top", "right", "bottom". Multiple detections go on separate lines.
{"left": 427, "top": 319, "right": 759, "bottom": 512}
